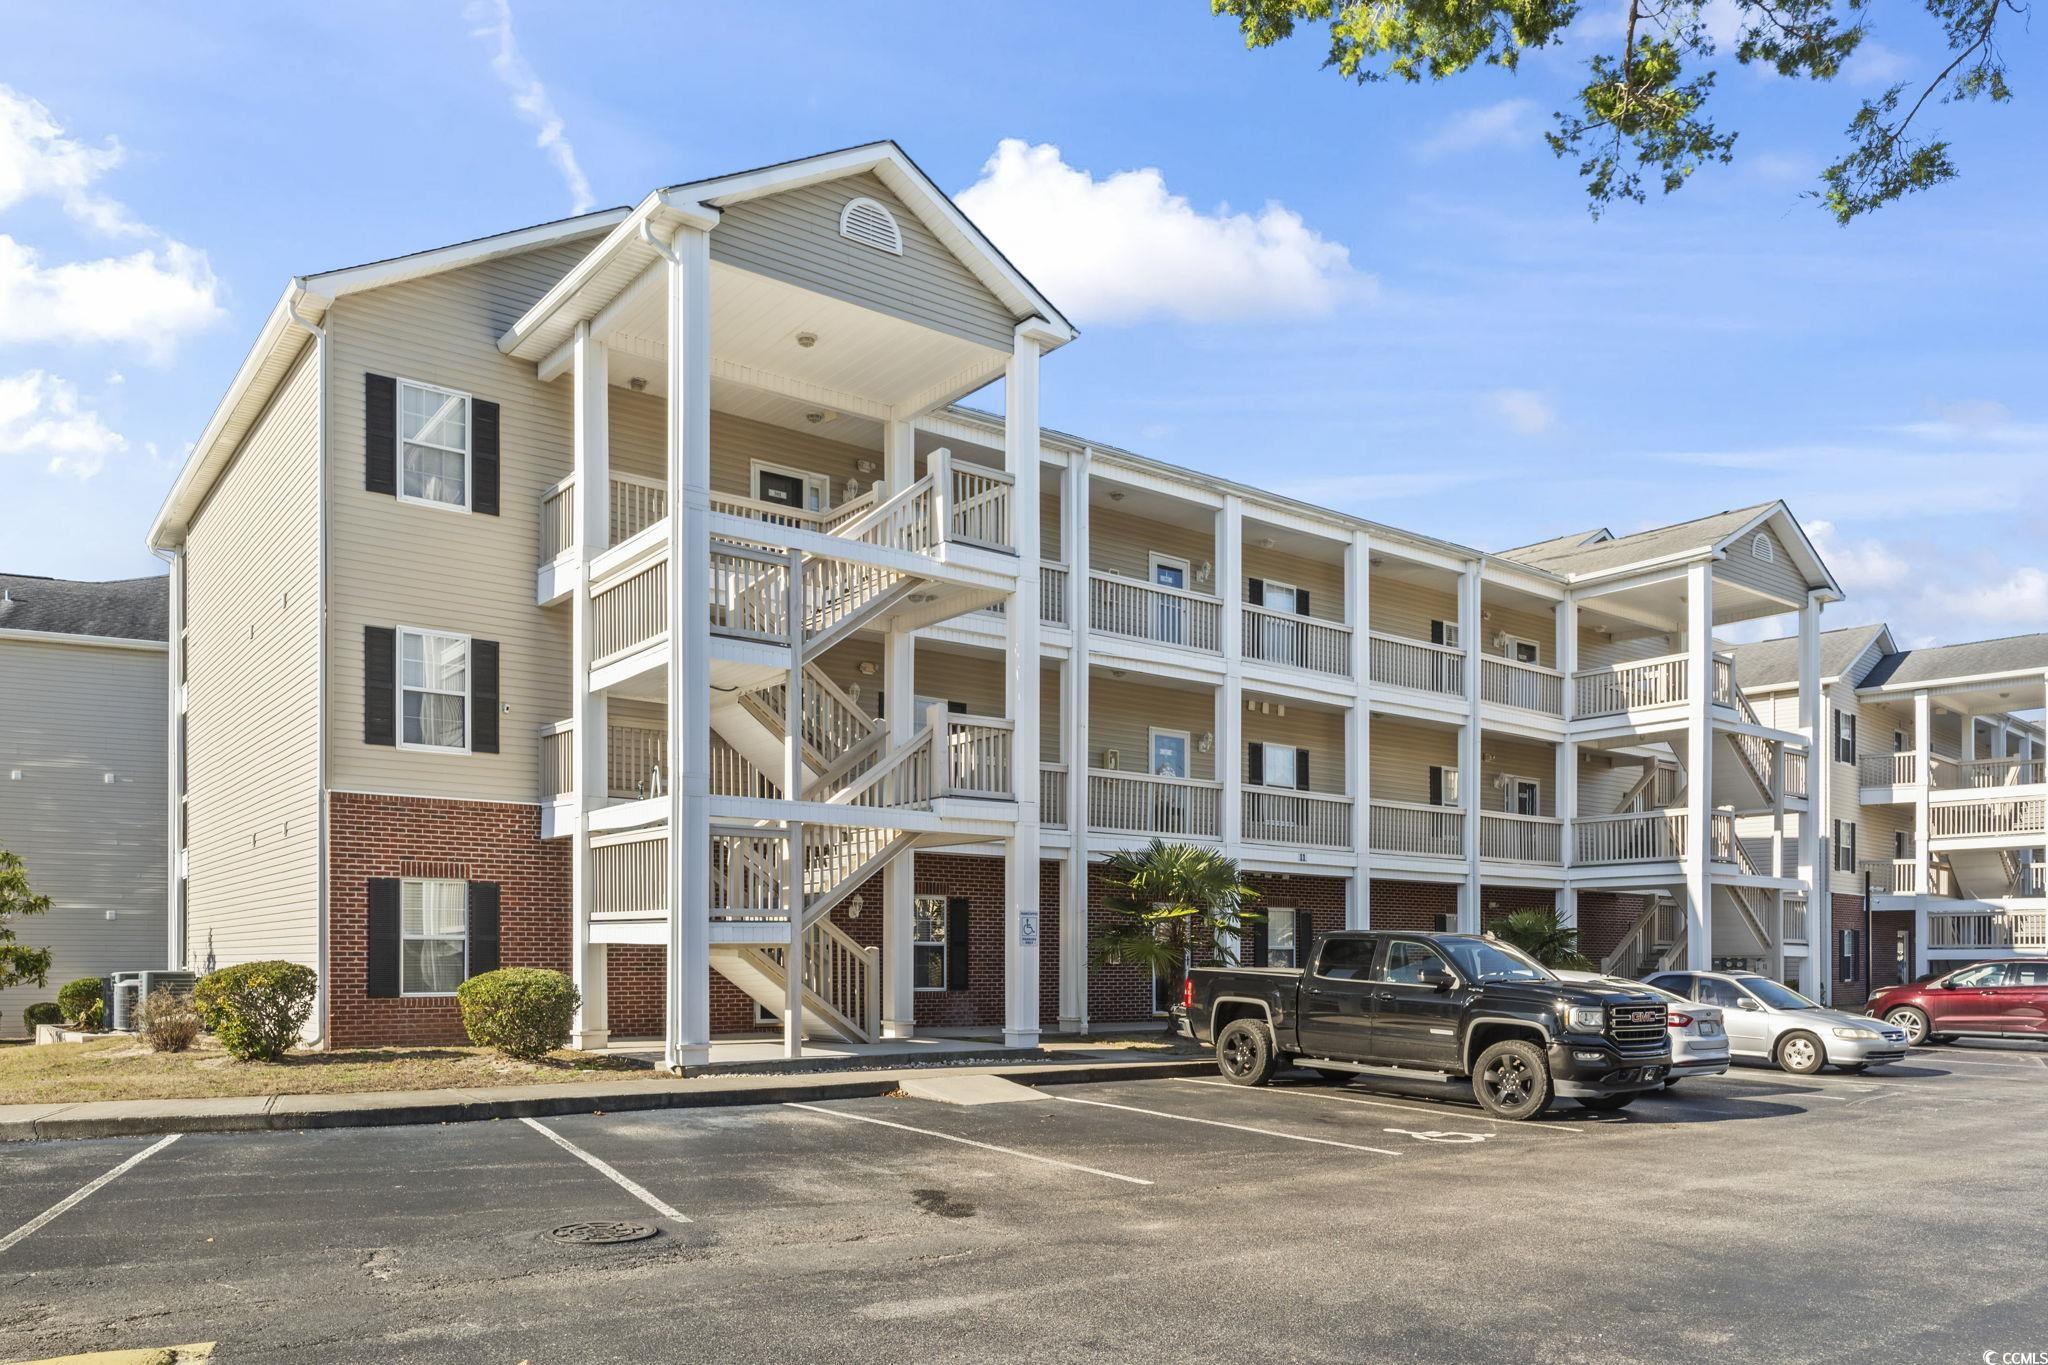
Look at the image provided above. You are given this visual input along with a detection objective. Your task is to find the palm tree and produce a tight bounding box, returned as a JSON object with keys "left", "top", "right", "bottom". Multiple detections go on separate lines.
{"left": 1092, "top": 839, "right": 1258, "bottom": 1007}
{"left": 1493, "top": 907, "right": 1594, "bottom": 971}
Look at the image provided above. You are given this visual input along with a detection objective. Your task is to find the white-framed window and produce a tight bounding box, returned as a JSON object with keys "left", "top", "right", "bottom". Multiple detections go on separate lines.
{"left": 398, "top": 627, "right": 470, "bottom": 751}
{"left": 1432, "top": 619, "right": 1461, "bottom": 648}
{"left": 1267, "top": 907, "right": 1299, "bottom": 969}
{"left": 913, "top": 895, "right": 948, "bottom": 990}
{"left": 1261, "top": 744, "right": 1299, "bottom": 789}
{"left": 1835, "top": 710, "right": 1858, "bottom": 764}
{"left": 398, "top": 379, "right": 471, "bottom": 511}
{"left": 751, "top": 459, "right": 830, "bottom": 514}
{"left": 401, "top": 879, "right": 468, "bottom": 996}
{"left": 1505, "top": 776, "right": 1541, "bottom": 815}
{"left": 1504, "top": 635, "right": 1540, "bottom": 665}
{"left": 1149, "top": 728, "right": 1191, "bottom": 779}
{"left": 1431, "top": 765, "right": 1460, "bottom": 806}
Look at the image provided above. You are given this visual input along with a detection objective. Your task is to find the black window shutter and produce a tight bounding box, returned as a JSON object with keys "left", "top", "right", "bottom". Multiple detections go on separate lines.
{"left": 948, "top": 700, "right": 968, "bottom": 715}
{"left": 1247, "top": 578, "right": 1264, "bottom": 607}
{"left": 946, "top": 898, "right": 971, "bottom": 991}
{"left": 471, "top": 639, "right": 500, "bottom": 753}
{"left": 1296, "top": 748, "right": 1311, "bottom": 791}
{"left": 1429, "top": 619, "right": 1445, "bottom": 645}
{"left": 472, "top": 399, "right": 501, "bottom": 516}
{"left": 1247, "top": 741, "right": 1265, "bottom": 786}
{"left": 1249, "top": 916, "right": 1268, "bottom": 968}
{"left": 367, "top": 879, "right": 401, "bottom": 998}
{"left": 1429, "top": 766, "right": 1445, "bottom": 806}
{"left": 1295, "top": 588, "right": 1311, "bottom": 616}
{"left": 363, "top": 625, "right": 396, "bottom": 746}
{"left": 467, "top": 882, "right": 501, "bottom": 976}
{"left": 365, "top": 374, "right": 397, "bottom": 495}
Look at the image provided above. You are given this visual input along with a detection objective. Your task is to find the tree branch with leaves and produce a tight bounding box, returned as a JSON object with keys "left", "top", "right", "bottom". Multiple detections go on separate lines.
{"left": 0, "top": 847, "right": 55, "bottom": 994}
{"left": 1212, "top": 0, "right": 2025, "bottom": 220}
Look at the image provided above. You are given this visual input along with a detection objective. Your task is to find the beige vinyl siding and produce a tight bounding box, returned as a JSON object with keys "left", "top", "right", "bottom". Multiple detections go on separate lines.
{"left": 1244, "top": 706, "right": 1346, "bottom": 794}
{"left": 1577, "top": 625, "right": 1681, "bottom": 673}
{"left": 1715, "top": 522, "right": 1807, "bottom": 606}
{"left": 1369, "top": 574, "right": 1460, "bottom": 644}
{"left": 183, "top": 343, "right": 322, "bottom": 969}
{"left": 1243, "top": 545, "right": 1344, "bottom": 625}
{"left": 1579, "top": 750, "right": 1664, "bottom": 817}
{"left": 1088, "top": 681, "right": 1216, "bottom": 780}
{"left": 711, "top": 173, "right": 1016, "bottom": 351}
{"left": 326, "top": 239, "right": 603, "bottom": 802}
{"left": 1370, "top": 720, "right": 1459, "bottom": 806}
{"left": 1041, "top": 491, "right": 1061, "bottom": 564}
{"left": 1482, "top": 735, "right": 1558, "bottom": 816}
{"left": 0, "top": 636, "right": 167, "bottom": 1033}
{"left": 1479, "top": 599, "right": 1557, "bottom": 669}
{"left": 1088, "top": 507, "right": 1215, "bottom": 585}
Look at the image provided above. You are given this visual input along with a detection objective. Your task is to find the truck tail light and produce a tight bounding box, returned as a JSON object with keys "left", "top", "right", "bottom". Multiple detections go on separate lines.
{"left": 1182, "top": 977, "right": 1195, "bottom": 1010}
{"left": 1667, "top": 1011, "right": 1694, "bottom": 1029}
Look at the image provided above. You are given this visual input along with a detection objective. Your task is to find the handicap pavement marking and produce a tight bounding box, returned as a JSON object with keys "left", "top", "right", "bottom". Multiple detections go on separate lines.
{"left": 1383, "top": 1127, "right": 1491, "bottom": 1144}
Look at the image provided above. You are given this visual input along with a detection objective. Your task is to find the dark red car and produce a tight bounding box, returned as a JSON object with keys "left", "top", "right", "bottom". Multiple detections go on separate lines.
{"left": 1866, "top": 960, "right": 2048, "bottom": 1045}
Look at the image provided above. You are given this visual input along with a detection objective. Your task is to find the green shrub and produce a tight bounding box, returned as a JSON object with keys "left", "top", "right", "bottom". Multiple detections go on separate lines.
{"left": 456, "top": 968, "right": 579, "bottom": 1060}
{"left": 56, "top": 977, "right": 105, "bottom": 1030}
{"left": 138, "top": 987, "right": 202, "bottom": 1052}
{"left": 192, "top": 961, "right": 317, "bottom": 1061}
{"left": 23, "top": 1000, "right": 62, "bottom": 1031}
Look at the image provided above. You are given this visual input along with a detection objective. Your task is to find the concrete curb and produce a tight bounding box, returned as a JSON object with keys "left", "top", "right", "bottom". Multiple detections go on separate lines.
{"left": 0, "top": 1058, "right": 1218, "bottom": 1142}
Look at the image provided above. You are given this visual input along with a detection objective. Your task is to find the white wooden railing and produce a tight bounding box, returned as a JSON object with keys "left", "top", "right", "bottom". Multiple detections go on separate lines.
{"left": 1369, "top": 632, "right": 1463, "bottom": 697}
{"left": 1713, "top": 652, "right": 1735, "bottom": 706}
{"left": 944, "top": 714, "right": 1015, "bottom": 798}
{"left": 708, "top": 485, "right": 876, "bottom": 535}
{"left": 1859, "top": 858, "right": 1921, "bottom": 895}
{"left": 1040, "top": 763, "right": 1068, "bottom": 828}
{"left": 540, "top": 475, "right": 575, "bottom": 562}
{"left": 1710, "top": 812, "right": 1737, "bottom": 864}
{"left": 712, "top": 543, "right": 792, "bottom": 643}
{"left": 1480, "top": 812, "right": 1564, "bottom": 864}
{"left": 1861, "top": 751, "right": 1917, "bottom": 788}
{"left": 1931, "top": 798, "right": 2046, "bottom": 839}
{"left": 1481, "top": 657, "right": 1564, "bottom": 715}
{"left": 1576, "top": 810, "right": 1687, "bottom": 864}
{"left": 1368, "top": 800, "right": 1464, "bottom": 858}
{"left": 1040, "top": 564, "right": 1069, "bottom": 626}
{"left": 1242, "top": 789, "right": 1354, "bottom": 850}
{"left": 1089, "top": 573, "right": 1222, "bottom": 652}
{"left": 609, "top": 724, "right": 669, "bottom": 799}
{"left": 1785, "top": 745, "right": 1809, "bottom": 799}
{"left": 591, "top": 828, "right": 669, "bottom": 919}
{"left": 612, "top": 473, "right": 669, "bottom": 545}
{"left": 710, "top": 735, "right": 778, "bottom": 801}
{"left": 1930, "top": 909, "right": 2048, "bottom": 951}
{"left": 1088, "top": 770, "right": 1222, "bottom": 838}
{"left": 1933, "top": 756, "right": 2047, "bottom": 791}
{"left": 591, "top": 559, "right": 667, "bottom": 662}
{"left": 1242, "top": 606, "right": 1353, "bottom": 678}
{"left": 759, "top": 918, "right": 881, "bottom": 1041}
{"left": 944, "top": 455, "right": 1016, "bottom": 552}
{"left": 539, "top": 720, "right": 573, "bottom": 800}
{"left": 1574, "top": 653, "right": 1688, "bottom": 718}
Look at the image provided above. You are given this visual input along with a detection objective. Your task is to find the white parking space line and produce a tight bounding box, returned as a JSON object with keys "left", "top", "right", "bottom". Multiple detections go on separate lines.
{"left": 1177, "top": 1080, "right": 1586, "bottom": 1135}
{"left": 784, "top": 1102, "right": 1154, "bottom": 1186}
{"left": 519, "top": 1117, "right": 691, "bottom": 1221}
{"left": 1048, "top": 1092, "right": 1401, "bottom": 1156}
{"left": 0, "top": 1134, "right": 181, "bottom": 1255}
{"left": 1908, "top": 1054, "right": 2048, "bottom": 1072}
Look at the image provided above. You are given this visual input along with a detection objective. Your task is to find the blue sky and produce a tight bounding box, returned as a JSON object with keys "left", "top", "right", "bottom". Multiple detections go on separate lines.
{"left": 3, "top": 2, "right": 2042, "bottom": 646}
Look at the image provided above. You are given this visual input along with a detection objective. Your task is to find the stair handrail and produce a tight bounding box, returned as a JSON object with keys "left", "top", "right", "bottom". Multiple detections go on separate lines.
{"left": 822, "top": 710, "right": 942, "bottom": 811}
{"left": 1600, "top": 900, "right": 1661, "bottom": 974}
{"left": 828, "top": 470, "right": 936, "bottom": 552}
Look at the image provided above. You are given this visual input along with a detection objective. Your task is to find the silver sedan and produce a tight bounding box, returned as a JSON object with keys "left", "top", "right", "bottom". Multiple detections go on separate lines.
{"left": 1556, "top": 970, "right": 1729, "bottom": 1084}
{"left": 1645, "top": 970, "right": 1908, "bottom": 1074}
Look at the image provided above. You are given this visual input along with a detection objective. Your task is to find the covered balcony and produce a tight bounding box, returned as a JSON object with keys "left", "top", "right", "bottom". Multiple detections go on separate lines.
{"left": 1240, "top": 512, "right": 1353, "bottom": 681}
{"left": 1084, "top": 476, "right": 1222, "bottom": 658}
{"left": 1366, "top": 555, "right": 1464, "bottom": 705}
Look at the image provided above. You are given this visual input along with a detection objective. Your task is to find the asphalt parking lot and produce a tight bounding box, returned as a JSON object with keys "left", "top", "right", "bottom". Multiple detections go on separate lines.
{"left": 5, "top": 1041, "right": 2047, "bottom": 1364}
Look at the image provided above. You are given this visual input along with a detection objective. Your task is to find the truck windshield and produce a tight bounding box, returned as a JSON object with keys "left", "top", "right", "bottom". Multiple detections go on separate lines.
{"left": 1441, "top": 939, "right": 1553, "bottom": 984}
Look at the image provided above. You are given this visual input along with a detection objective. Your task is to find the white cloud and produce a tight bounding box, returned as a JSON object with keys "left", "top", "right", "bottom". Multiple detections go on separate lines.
{"left": 1417, "top": 99, "right": 1539, "bottom": 159}
{"left": 467, "top": 0, "right": 596, "bottom": 215}
{"left": 0, "top": 84, "right": 143, "bottom": 237}
{"left": 1806, "top": 519, "right": 1910, "bottom": 592}
{"left": 1929, "top": 566, "right": 2048, "bottom": 623}
{"left": 955, "top": 139, "right": 1364, "bottom": 326}
{"left": 0, "top": 236, "right": 222, "bottom": 359}
{"left": 0, "top": 370, "right": 126, "bottom": 478}
{"left": 1844, "top": 42, "right": 1911, "bottom": 85}
{"left": 1489, "top": 388, "right": 1556, "bottom": 436}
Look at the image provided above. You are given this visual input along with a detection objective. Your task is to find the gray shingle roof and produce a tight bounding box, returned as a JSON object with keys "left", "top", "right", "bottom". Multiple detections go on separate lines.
{"left": 1726, "top": 624, "right": 1889, "bottom": 690}
{"left": 0, "top": 574, "right": 169, "bottom": 642}
{"left": 1496, "top": 528, "right": 1612, "bottom": 560}
{"left": 1502, "top": 502, "right": 1779, "bottom": 577}
{"left": 1860, "top": 633, "right": 2048, "bottom": 689}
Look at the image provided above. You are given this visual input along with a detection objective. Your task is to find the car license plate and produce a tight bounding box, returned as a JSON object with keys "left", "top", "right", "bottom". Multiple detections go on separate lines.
{"left": 1699, "top": 1020, "right": 1722, "bottom": 1037}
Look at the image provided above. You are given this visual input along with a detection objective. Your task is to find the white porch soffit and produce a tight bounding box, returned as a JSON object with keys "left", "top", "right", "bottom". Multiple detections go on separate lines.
{"left": 496, "top": 140, "right": 1075, "bottom": 371}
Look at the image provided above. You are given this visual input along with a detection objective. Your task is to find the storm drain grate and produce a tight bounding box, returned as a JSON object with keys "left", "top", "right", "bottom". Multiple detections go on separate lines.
{"left": 549, "top": 1221, "right": 660, "bottom": 1246}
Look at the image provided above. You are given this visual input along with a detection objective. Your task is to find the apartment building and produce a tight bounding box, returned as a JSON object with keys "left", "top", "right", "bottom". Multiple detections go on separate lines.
{"left": 1729, "top": 627, "right": 2047, "bottom": 1003}
{"left": 147, "top": 141, "right": 1842, "bottom": 1066}
{"left": 0, "top": 574, "right": 168, "bottom": 1033}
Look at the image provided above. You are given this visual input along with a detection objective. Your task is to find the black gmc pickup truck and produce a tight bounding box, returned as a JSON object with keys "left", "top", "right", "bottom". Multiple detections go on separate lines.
{"left": 1175, "top": 930, "right": 1671, "bottom": 1119}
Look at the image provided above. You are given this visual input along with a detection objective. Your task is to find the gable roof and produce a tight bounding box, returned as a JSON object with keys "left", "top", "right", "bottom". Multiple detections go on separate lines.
{"left": 1498, "top": 500, "right": 1842, "bottom": 598}
{"left": 1726, "top": 623, "right": 1892, "bottom": 691}
{"left": 0, "top": 573, "right": 168, "bottom": 643}
{"left": 1497, "top": 528, "right": 1612, "bottom": 560}
{"left": 1859, "top": 632, "right": 2048, "bottom": 690}
{"left": 499, "top": 141, "right": 1073, "bottom": 366}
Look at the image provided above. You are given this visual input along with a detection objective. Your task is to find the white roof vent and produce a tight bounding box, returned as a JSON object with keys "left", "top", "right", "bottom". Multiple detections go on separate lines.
{"left": 838, "top": 197, "right": 903, "bottom": 255}
{"left": 1751, "top": 532, "right": 1774, "bottom": 563}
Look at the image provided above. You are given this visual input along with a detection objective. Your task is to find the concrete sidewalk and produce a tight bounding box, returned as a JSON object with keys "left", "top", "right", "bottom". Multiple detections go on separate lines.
{"left": 0, "top": 1053, "right": 1216, "bottom": 1142}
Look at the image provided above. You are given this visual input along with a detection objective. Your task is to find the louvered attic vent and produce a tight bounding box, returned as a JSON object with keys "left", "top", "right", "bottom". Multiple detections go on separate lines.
{"left": 838, "top": 197, "right": 904, "bottom": 255}
{"left": 1752, "top": 532, "right": 1774, "bottom": 562}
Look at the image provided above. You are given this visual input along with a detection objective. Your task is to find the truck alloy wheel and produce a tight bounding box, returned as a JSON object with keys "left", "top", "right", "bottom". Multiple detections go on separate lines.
{"left": 1215, "top": 1018, "right": 1279, "bottom": 1086}
{"left": 1884, "top": 1007, "right": 1930, "bottom": 1046}
{"left": 1471, "top": 1039, "right": 1552, "bottom": 1120}
{"left": 1776, "top": 1031, "right": 1825, "bottom": 1075}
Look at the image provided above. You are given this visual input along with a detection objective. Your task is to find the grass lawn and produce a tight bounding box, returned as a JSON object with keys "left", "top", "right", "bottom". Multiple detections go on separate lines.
{"left": 0, "top": 1036, "right": 654, "bottom": 1106}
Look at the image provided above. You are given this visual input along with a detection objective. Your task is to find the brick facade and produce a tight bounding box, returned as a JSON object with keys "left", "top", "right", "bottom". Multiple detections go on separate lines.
{"left": 326, "top": 792, "right": 570, "bottom": 1048}
{"left": 1829, "top": 889, "right": 1869, "bottom": 1005}
{"left": 1575, "top": 892, "right": 1652, "bottom": 968}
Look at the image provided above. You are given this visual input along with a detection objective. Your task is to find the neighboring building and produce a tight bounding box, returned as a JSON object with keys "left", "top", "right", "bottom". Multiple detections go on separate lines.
{"left": 1730, "top": 627, "right": 2047, "bottom": 1004}
{"left": 0, "top": 573, "right": 169, "bottom": 1034}
{"left": 147, "top": 141, "right": 1845, "bottom": 1065}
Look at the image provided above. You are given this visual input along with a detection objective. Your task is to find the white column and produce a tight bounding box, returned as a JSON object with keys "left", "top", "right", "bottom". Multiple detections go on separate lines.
{"left": 570, "top": 322, "right": 611, "bottom": 1049}
{"left": 881, "top": 417, "right": 918, "bottom": 1039}
{"left": 780, "top": 547, "right": 806, "bottom": 1059}
{"left": 1002, "top": 322, "right": 1052, "bottom": 1048}
{"left": 1683, "top": 561, "right": 1715, "bottom": 972}
{"left": 1345, "top": 531, "right": 1372, "bottom": 928}
{"left": 1060, "top": 449, "right": 1092, "bottom": 1032}
{"left": 166, "top": 548, "right": 186, "bottom": 970}
{"left": 1458, "top": 563, "right": 1483, "bottom": 931}
{"left": 1795, "top": 592, "right": 1824, "bottom": 996}
{"left": 1912, "top": 688, "right": 1932, "bottom": 899}
{"left": 1769, "top": 890, "right": 1787, "bottom": 982}
{"left": 661, "top": 213, "right": 717, "bottom": 1072}
{"left": 1218, "top": 496, "right": 1245, "bottom": 862}
{"left": 1556, "top": 593, "right": 1578, "bottom": 929}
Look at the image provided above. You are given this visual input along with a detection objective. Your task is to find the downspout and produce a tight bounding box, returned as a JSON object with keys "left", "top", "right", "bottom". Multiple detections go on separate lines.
{"left": 285, "top": 282, "right": 332, "bottom": 1047}
{"left": 149, "top": 543, "right": 181, "bottom": 972}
